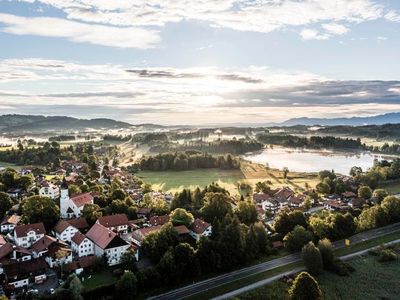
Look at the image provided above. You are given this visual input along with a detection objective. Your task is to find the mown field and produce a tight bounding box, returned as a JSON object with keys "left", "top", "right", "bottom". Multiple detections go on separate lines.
{"left": 137, "top": 162, "right": 319, "bottom": 195}
{"left": 378, "top": 180, "right": 400, "bottom": 194}
{"left": 237, "top": 253, "right": 400, "bottom": 300}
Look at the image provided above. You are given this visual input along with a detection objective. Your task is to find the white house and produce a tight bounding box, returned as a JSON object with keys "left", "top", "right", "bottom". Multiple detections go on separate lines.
{"left": 53, "top": 220, "right": 79, "bottom": 243}
{"left": 189, "top": 219, "right": 212, "bottom": 241}
{"left": 71, "top": 232, "right": 94, "bottom": 257}
{"left": 3, "top": 258, "right": 48, "bottom": 289}
{"left": 86, "top": 223, "right": 130, "bottom": 266}
{"left": 60, "top": 179, "right": 94, "bottom": 219}
{"left": 1, "top": 214, "right": 21, "bottom": 233}
{"left": 39, "top": 181, "right": 60, "bottom": 200}
{"left": 96, "top": 214, "right": 129, "bottom": 235}
{"left": 14, "top": 223, "right": 46, "bottom": 248}
{"left": 31, "top": 235, "right": 73, "bottom": 268}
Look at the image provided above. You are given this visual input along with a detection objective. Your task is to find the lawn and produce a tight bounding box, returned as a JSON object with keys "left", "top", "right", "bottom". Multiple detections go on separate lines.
{"left": 237, "top": 253, "right": 400, "bottom": 300}
{"left": 0, "top": 161, "right": 24, "bottom": 170}
{"left": 137, "top": 169, "right": 244, "bottom": 194}
{"left": 137, "top": 162, "right": 318, "bottom": 195}
{"left": 378, "top": 180, "right": 400, "bottom": 194}
{"left": 81, "top": 270, "right": 118, "bottom": 292}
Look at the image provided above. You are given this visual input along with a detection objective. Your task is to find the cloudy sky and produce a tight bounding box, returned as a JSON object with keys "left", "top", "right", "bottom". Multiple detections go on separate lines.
{"left": 1, "top": 0, "right": 400, "bottom": 125}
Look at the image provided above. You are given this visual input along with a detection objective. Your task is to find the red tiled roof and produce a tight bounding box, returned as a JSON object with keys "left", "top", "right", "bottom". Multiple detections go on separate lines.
{"left": 342, "top": 191, "right": 357, "bottom": 198}
{"left": 97, "top": 214, "right": 128, "bottom": 228}
{"left": 274, "top": 187, "right": 294, "bottom": 201}
{"left": 272, "top": 241, "right": 284, "bottom": 249}
{"left": 14, "top": 223, "right": 46, "bottom": 238}
{"left": 71, "top": 192, "right": 93, "bottom": 208}
{"left": 1, "top": 214, "right": 21, "bottom": 226}
{"left": 190, "top": 218, "right": 210, "bottom": 234}
{"left": 253, "top": 193, "right": 272, "bottom": 203}
{"left": 137, "top": 207, "right": 151, "bottom": 215}
{"left": 290, "top": 195, "right": 305, "bottom": 205}
{"left": 86, "top": 223, "right": 116, "bottom": 249}
{"left": 149, "top": 215, "right": 170, "bottom": 226}
{"left": 67, "top": 217, "right": 89, "bottom": 230}
{"left": 71, "top": 232, "right": 87, "bottom": 245}
{"left": 31, "top": 235, "right": 63, "bottom": 253}
{"left": 0, "top": 243, "right": 13, "bottom": 260}
{"left": 53, "top": 220, "right": 71, "bottom": 234}
{"left": 132, "top": 225, "right": 162, "bottom": 243}
{"left": 3, "top": 257, "right": 47, "bottom": 277}
{"left": 0, "top": 235, "right": 6, "bottom": 246}
{"left": 174, "top": 225, "right": 190, "bottom": 235}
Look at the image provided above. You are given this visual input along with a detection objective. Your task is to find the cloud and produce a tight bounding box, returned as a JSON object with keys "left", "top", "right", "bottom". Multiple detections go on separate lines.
{"left": 322, "top": 23, "right": 349, "bottom": 35}
{"left": 0, "top": 13, "right": 160, "bottom": 49}
{"left": 11, "top": 0, "right": 391, "bottom": 44}
{"left": 1, "top": 58, "right": 400, "bottom": 124}
{"left": 300, "top": 29, "right": 329, "bottom": 40}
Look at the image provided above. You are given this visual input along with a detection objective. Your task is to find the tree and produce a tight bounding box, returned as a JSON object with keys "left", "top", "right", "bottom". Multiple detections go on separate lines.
{"left": 255, "top": 181, "right": 270, "bottom": 194}
{"left": 82, "top": 203, "right": 102, "bottom": 225}
{"left": 358, "top": 185, "right": 372, "bottom": 199}
{"left": 317, "top": 238, "right": 334, "bottom": 269}
{"left": 373, "top": 189, "right": 388, "bottom": 204}
{"left": 284, "top": 225, "right": 313, "bottom": 252}
{"left": 121, "top": 250, "right": 136, "bottom": 271}
{"left": 288, "top": 272, "right": 322, "bottom": 300}
{"left": 170, "top": 208, "right": 194, "bottom": 227}
{"left": 381, "top": 196, "right": 400, "bottom": 223}
{"left": 331, "top": 212, "right": 356, "bottom": 239}
{"left": 301, "top": 242, "right": 323, "bottom": 276}
{"left": 234, "top": 201, "right": 258, "bottom": 225}
{"left": 283, "top": 167, "right": 289, "bottom": 179}
{"left": 357, "top": 206, "right": 388, "bottom": 231}
{"left": 200, "top": 192, "right": 232, "bottom": 222}
{"left": 21, "top": 196, "right": 59, "bottom": 229}
{"left": 0, "top": 192, "right": 12, "bottom": 219}
{"left": 316, "top": 182, "right": 330, "bottom": 194}
{"left": 274, "top": 209, "right": 307, "bottom": 236}
{"left": 68, "top": 274, "right": 83, "bottom": 300}
{"left": 17, "top": 175, "right": 33, "bottom": 191}
{"left": 116, "top": 271, "right": 138, "bottom": 299}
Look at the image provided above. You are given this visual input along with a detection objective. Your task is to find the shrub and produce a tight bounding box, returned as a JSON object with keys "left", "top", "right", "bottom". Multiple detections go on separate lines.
{"left": 301, "top": 242, "right": 323, "bottom": 275}
{"left": 288, "top": 272, "right": 322, "bottom": 300}
{"left": 330, "top": 258, "right": 355, "bottom": 276}
{"left": 378, "top": 249, "right": 398, "bottom": 262}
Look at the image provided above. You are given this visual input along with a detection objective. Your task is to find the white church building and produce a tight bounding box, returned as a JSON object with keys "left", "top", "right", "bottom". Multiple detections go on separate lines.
{"left": 60, "top": 179, "right": 94, "bottom": 219}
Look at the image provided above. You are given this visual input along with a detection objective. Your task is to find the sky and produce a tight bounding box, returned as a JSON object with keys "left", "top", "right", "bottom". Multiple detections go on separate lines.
{"left": 0, "top": 0, "right": 400, "bottom": 125}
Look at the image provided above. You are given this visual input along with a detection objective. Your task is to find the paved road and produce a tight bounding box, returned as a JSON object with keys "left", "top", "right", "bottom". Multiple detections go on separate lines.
{"left": 148, "top": 223, "right": 400, "bottom": 300}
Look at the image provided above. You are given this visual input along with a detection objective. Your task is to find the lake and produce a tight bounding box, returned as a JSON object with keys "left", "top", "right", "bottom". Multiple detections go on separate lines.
{"left": 242, "top": 147, "right": 396, "bottom": 174}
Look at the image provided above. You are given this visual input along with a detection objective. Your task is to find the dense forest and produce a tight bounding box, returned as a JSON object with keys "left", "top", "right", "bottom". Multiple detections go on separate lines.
{"left": 316, "top": 123, "right": 400, "bottom": 140}
{"left": 137, "top": 151, "right": 240, "bottom": 171}
{"left": 256, "top": 134, "right": 364, "bottom": 149}
{"left": 149, "top": 139, "right": 263, "bottom": 155}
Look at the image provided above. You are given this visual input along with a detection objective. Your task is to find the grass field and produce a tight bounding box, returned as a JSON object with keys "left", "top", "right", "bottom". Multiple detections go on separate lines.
{"left": 137, "top": 162, "right": 319, "bottom": 195}
{"left": 0, "top": 161, "right": 24, "bottom": 170}
{"left": 378, "top": 180, "right": 400, "bottom": 194}
{"left": 238, "top": 253, "right": 400, "bottom": 300}
{"left": 81, "top": 270, "right": 118, "bottom": 292}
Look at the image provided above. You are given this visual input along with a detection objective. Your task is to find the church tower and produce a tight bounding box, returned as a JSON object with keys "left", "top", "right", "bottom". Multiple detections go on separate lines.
{"left": 60, "top": 177, "right": 70, "bottom": 218}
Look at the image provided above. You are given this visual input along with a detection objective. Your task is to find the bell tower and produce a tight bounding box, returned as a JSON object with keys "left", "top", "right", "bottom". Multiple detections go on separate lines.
{"left": 60, "top": 177, "right": 69, "bottom": 218}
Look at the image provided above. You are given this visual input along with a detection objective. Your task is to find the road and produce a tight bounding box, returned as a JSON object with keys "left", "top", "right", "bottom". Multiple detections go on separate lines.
{"left": 148, "top": 222, "right": 400, "bottom": 300}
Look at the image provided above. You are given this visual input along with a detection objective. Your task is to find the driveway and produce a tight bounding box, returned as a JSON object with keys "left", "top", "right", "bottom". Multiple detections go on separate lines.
{"left": 34, "top": 270, "right": 59, "bottom": 295}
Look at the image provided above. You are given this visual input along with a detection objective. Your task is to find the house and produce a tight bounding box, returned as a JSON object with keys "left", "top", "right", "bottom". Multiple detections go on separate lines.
{"left": 260, "top": 198, "right": 280, "bottom": 213}
{"left": 64, "top": 255, "right": 97, "bottom": 275}
{"left": 273, "top": 187, "right": 294, "bottom": 207}
{"left": 71, "top": 232, "right": 94, "bottom": 257}
{"left": 96, "top": 214, "right": 129, "bottom": 234}
{"left": 14, "top": 223, "right": 46, "bottom": 248}
{"left": 348, "top": 198, "right": 366, "bottom": 209}
{"left": 324, "top": 200, "right": 348, "bottom": 211}
{"left": 137, "top": 207, "right": 151, "bottom": 219}
{"left": 289, "top": 194, "right": 305, "bottom": 207}
{"left": 3, "top": 258, "right": 47, "bottom": 289}
{"left": 39, "top": 181, "right": 60, "bottom": 200}
{"left": 189, "top": 219, "right": 212, "bottom": 241}
{"left": 60, "top": 179, "right": 94, "bottom": 219}
{"left": 342, "top": 191, "right": 357, "bottom": 201}
{"left": 149, "top": 215, "right": 170, "bottom": 227}
{"left": 66, "top": 217, "right": 89, "bottom": 232}
{"left": 0, "top": 243, "right": 33, "bottom": 265}
{"left": 131, "top": 225, "right": 162, "bottom": 246}
{"left": 53, "top": 220, "right": 79, "bottom": 243}
{"left": 253, "top": 193, "right": 272, "bottom": 205}
{"left": 7, "top": 188, "right": 23, "bottom": 199}
{"left": 31, "top": 235, "right": 73, "bottom": 268}
{"left": 85, "top": 223, "right": 130, "bottom": 266}
{"left": 1, "top": 214, "right": 21, "bottom": 233}
{"left": 175, "top": 225, "right": 190, "bottom": 239}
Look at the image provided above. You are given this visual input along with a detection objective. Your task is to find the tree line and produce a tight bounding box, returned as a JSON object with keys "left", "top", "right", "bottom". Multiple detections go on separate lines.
{"left": 137, "top": 151, "right": 240, "bottom": 171}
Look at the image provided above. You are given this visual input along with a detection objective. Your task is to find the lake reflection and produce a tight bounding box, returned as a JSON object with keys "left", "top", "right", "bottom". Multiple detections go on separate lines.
{"left": 242, "top": 147, "right": 396, "bottom": 174}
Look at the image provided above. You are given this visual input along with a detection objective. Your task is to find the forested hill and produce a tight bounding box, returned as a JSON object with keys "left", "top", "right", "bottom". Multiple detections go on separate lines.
{"left": 0, "top": 114, "right": 133, "bottom": 133}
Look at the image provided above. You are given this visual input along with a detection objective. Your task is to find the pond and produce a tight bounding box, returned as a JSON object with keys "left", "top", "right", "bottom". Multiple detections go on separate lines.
{"left": 242, "top": 147, "right": 397, "bottom": 174}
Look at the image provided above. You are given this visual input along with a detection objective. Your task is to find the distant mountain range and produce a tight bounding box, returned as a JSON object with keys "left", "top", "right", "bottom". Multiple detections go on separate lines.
{"left": 0, "top": 114, "right": 133, "bottom": 134}
{"left": 279, "top": 112, "right": 400, "bottom": 126}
